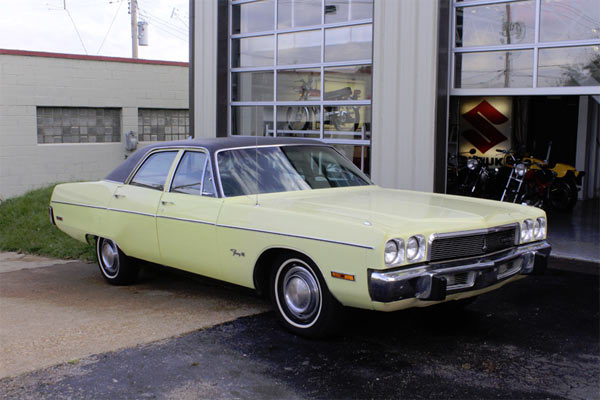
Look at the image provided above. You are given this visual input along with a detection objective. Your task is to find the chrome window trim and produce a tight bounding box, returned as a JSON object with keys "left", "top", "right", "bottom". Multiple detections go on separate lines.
{"left": 167, "top": 148, "right": 214, "bottom": 196}
{"left": 214, "top": 143, "right": 373, "bottom": 198}
{"left": 125, "top": 146, "right": 210, "bottom": 186}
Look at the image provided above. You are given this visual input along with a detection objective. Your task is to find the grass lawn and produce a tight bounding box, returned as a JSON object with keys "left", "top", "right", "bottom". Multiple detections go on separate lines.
{"left": 0, "top": 185, "right": 96, "bottom": 262}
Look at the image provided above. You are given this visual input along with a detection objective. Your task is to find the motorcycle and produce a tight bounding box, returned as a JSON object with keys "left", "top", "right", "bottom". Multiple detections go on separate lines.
{"left": 286, "top": 78, "right": 361, "bottom": 131}
{"left": 452, "top": 149, "right": 500, "bottom": 199}
{"left": 498, "top": 143, "right": 584, "bottom": 211}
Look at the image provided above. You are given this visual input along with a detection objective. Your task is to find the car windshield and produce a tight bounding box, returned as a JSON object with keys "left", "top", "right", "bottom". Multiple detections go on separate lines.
{"left": 217, "top": 145, "right": 371, "bottom": 197}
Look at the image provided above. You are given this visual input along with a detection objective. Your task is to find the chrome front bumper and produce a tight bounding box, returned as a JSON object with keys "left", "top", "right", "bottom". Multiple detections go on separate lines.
{"left": 368, "top": 241, "right": 551, "bottom": 303}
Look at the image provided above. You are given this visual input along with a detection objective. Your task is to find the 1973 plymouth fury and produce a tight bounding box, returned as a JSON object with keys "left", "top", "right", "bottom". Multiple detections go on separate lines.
{"left": 50, "top": 137, "right": 551, "bottom": 337}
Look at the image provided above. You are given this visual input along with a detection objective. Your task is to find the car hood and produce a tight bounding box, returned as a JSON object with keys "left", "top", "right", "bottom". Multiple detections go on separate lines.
{"left": 252, "top": 185, "right": 538, "bottom": 235}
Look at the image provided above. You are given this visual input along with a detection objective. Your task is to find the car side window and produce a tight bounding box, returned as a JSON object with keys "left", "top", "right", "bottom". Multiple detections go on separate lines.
{"left": 202, "top": 161, "right": 216, "bottom": 197}
{"left": 170, "top": 151, "right": 208, "bottom": 196}
{"left": 130, "top": 151, "right": 178, "bottom": 191}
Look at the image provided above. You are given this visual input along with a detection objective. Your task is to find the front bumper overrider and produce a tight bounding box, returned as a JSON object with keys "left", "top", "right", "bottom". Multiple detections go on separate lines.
{"left": 368, "top": 241, "right": 551, "bottom": 303}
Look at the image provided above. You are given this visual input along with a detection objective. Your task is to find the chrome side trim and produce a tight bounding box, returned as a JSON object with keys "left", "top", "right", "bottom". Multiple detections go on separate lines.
{"left": 106, "top": 208, "right": 155, "bottom": 217}
{"left": 156, "top": 215, "right": 215, "bottom": 226}
{"left": 51, "top": 200, "right": 366, "bottom": 249}
{"left": 216, "top": 223, "right": 374, "bottom": 249}
{"left": 51, "top": 200, "right": 107, "bottom": 210}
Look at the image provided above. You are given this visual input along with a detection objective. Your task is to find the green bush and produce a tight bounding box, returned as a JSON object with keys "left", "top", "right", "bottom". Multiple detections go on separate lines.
{"left": 0, "top": 185, "right": 96, "bottom": 262}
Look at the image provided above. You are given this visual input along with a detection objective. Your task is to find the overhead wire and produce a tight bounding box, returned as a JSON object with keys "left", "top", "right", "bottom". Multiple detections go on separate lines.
{"left": 65, "top": 7, "right": 89, "bottom": 54}
{"left": 96, "top": 0, "right": 124, "bottom": 54}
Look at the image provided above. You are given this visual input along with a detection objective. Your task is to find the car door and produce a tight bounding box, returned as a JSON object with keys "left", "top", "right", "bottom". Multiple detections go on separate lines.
{"left": 156, "top": 149, "right": 224, "bottom": 279}
{"left": 106, "top": 149, "right": 179, "bottom": 264}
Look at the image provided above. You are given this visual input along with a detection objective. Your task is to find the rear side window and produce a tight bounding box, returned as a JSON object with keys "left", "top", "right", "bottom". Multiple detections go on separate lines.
{"left": 170, "top": 151, "right": 208, "bottom": 196}
{"left": 130, "top": 151, "right": 178, "bottom": 191}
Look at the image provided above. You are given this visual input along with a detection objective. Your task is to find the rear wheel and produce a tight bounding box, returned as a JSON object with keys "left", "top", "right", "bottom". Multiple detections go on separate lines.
{"left": 96, "top": 237, "right": 139, "bottom": 285}
{"left": 270, "top": 253, "right": 344, "bottom": 338}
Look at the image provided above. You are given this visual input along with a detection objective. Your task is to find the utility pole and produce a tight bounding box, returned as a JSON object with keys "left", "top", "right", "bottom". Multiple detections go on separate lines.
{"left": 130, "top": 0, "right": 138, "bottom": 58}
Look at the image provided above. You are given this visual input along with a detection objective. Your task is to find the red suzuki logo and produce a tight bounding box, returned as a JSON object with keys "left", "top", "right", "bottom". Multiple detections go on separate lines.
{"left": 462, "top": 100, "right": 509, "bottom": 154}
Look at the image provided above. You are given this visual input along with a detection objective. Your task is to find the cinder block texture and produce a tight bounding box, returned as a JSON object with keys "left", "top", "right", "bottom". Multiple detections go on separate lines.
{"left": 0, "top": 52, "right": 189, "bottom": 199}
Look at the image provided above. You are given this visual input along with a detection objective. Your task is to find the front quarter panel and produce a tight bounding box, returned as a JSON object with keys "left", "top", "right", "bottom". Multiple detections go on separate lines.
{"left": 216, "top": 196, "right": 381, "bottom": 309}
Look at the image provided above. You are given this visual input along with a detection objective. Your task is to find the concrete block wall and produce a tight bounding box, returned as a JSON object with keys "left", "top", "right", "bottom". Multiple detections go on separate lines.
{"left": 0, "top": 50, "right": 189, "bottom": 199}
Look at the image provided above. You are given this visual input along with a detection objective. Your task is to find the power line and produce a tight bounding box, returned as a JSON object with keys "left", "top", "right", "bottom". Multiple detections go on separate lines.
{"left": 96, "top": 0, "right": 124, "bottom": 54}
{"left": 64, "top": 6, "right": 89, "bottom": 54}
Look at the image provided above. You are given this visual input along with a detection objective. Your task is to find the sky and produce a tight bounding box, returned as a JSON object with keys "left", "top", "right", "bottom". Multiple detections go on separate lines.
{"left": 0, "top": 0, "right": 189, "bottom": 62}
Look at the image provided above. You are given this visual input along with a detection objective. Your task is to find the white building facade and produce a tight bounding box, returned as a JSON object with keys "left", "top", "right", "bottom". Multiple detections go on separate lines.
{"left": 0, "top": 50, "right": 189, "bottom": 198}
{"left": 191, "top": 0, "right": 600, "bottom": 198}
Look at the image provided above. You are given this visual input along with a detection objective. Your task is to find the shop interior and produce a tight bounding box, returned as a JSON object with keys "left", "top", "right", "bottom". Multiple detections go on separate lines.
{"left": 447, "top": 95, "right": 599, "bottom": 261}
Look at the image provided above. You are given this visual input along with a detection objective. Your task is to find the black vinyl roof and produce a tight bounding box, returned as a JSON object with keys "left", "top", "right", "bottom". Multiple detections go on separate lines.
{"left": 104, "top": 136, "right": 326, "bottom": 183}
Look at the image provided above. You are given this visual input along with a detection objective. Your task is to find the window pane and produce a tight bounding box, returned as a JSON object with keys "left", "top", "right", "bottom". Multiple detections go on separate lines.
{"left": 202, "top": 162, "right": 216, "bottom": 197}
{"left": 131, "top": 151, "right": 178, "bottom": 191}
{"left": 538, "top": 46, "right": 600, "bottom": 87}
{"left": 232, "top": 36, "right": 274, "bottom": 68}
{"left": 276, "top": 105, "right": 320, "bottom": 138}
{"left": 232, "top": 0, "right": 274, "bottom": 35}
{"left": 324, "top": 65, "right": 371, "bottom": 101}
{"left": 171, "top": 151, "right": 207, "bottom": 195}
{"left": 324, "top": 105, "right": 371, "bottom": 138}
{"left": 454, "top": 50, "right": 534, "bottom": 88}
{"left": 277, "top": 30, "right": 321, "bottom": 65}
{"left": 455, "top": 1, "right": 535, "bottom": 48}
{"left": 325, "top": 0, "right": 373, "bottom": 24}
{"left": 277, "top": 68, "right": 321, "bottom": 101}
{"left": 231, "top": 106, "right": 274, "bottom": 136}
{"left": 232, "top": 71, "right": 274, "bottom": 102}
{"left": 325, "top": 24, "right": 372, "bottom": 62}
{"left": 217, "top": 146, "right": 370, "bottom": 197}
{"left": 333, "top": 144, "right": 370, "bottom": 175}
{"left": 540, "top": 0, "right": 600, "bottom": 42}
{"left": 278, "top": 0, "right": 321, "bottom": 29}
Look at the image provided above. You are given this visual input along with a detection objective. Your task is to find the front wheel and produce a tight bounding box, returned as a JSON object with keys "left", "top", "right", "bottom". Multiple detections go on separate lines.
{"left": 96, "top": 237, "right": 139, "bottom": 285}
{"left": 270, "top": 253, "right": 344, "bottom": 338}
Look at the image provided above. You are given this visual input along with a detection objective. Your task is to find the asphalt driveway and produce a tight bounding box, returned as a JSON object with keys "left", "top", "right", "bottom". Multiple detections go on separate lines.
{"left": 1, "top": 258, "right": 598, "bottom": 399}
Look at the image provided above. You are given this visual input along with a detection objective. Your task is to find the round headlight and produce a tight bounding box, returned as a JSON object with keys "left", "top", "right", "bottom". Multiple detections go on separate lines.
{"left": 521, "top": 219, "right": 533, "bottom": 242}
{"left": 467, "top": 159, "right": 479, "bottom": 170}
{"left": 384, "top": 240, "right": 399, "bottom": 265}
{"left": 406, "top": 235, "right": 425, "bottom": 261}
{"left": 535, "top": 217, "right": 546, "bottom": 240}
{"left": 515, "top": 163, "right": 527, "bottom": 177}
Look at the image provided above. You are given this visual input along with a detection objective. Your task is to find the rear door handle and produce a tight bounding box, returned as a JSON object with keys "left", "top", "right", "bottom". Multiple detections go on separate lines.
{"left": 161, "top": 201, "right": 175, "bottom": 206}
{"left": 114, "top": 193, "right": 126, "bottom": 199}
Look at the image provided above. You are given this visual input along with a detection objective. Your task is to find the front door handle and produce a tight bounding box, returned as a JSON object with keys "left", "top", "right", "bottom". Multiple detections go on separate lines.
{"left": 161, "top": 200, "right": 175, "bottom": 206}
{"left": 114, "top": 193, "right": 126, "bottom": 199}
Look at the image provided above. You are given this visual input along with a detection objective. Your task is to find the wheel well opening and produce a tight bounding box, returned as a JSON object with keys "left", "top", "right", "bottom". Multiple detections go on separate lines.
{"left": 85, "top": 234, "right": 97, "bottom": 246}
{"left": 253, "top": 248, "right": 309, "bottom": 297}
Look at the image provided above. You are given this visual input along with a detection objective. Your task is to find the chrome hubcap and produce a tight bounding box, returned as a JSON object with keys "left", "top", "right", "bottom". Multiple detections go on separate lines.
{"left": 283, "top": 265, "right": 320, "bottom": 322}
{"left": 101, "top": 240, "right": 119, "bottom": 276}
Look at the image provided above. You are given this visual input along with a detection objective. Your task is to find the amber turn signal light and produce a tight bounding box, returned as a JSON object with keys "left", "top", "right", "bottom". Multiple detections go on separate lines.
{"left": 331, "top": 271, "right": 355, "bottom": 281}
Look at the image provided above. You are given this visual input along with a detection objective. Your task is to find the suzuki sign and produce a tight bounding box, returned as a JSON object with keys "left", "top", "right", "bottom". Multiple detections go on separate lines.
{"left": 459, "top": 97, "right": 512, "bottom": 166}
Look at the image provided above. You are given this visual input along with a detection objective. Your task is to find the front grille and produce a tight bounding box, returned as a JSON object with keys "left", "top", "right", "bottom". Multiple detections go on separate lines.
{"left": 429, "top": 226, "right": 517, "bottom": 262}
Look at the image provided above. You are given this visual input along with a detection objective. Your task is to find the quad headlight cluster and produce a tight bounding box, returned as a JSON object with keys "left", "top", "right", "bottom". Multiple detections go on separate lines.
{"left": 520, "top": 217, "right": 546, "bottom": 243}
{"left": 384, "top": 235, "right": 426, "bottom": 266}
